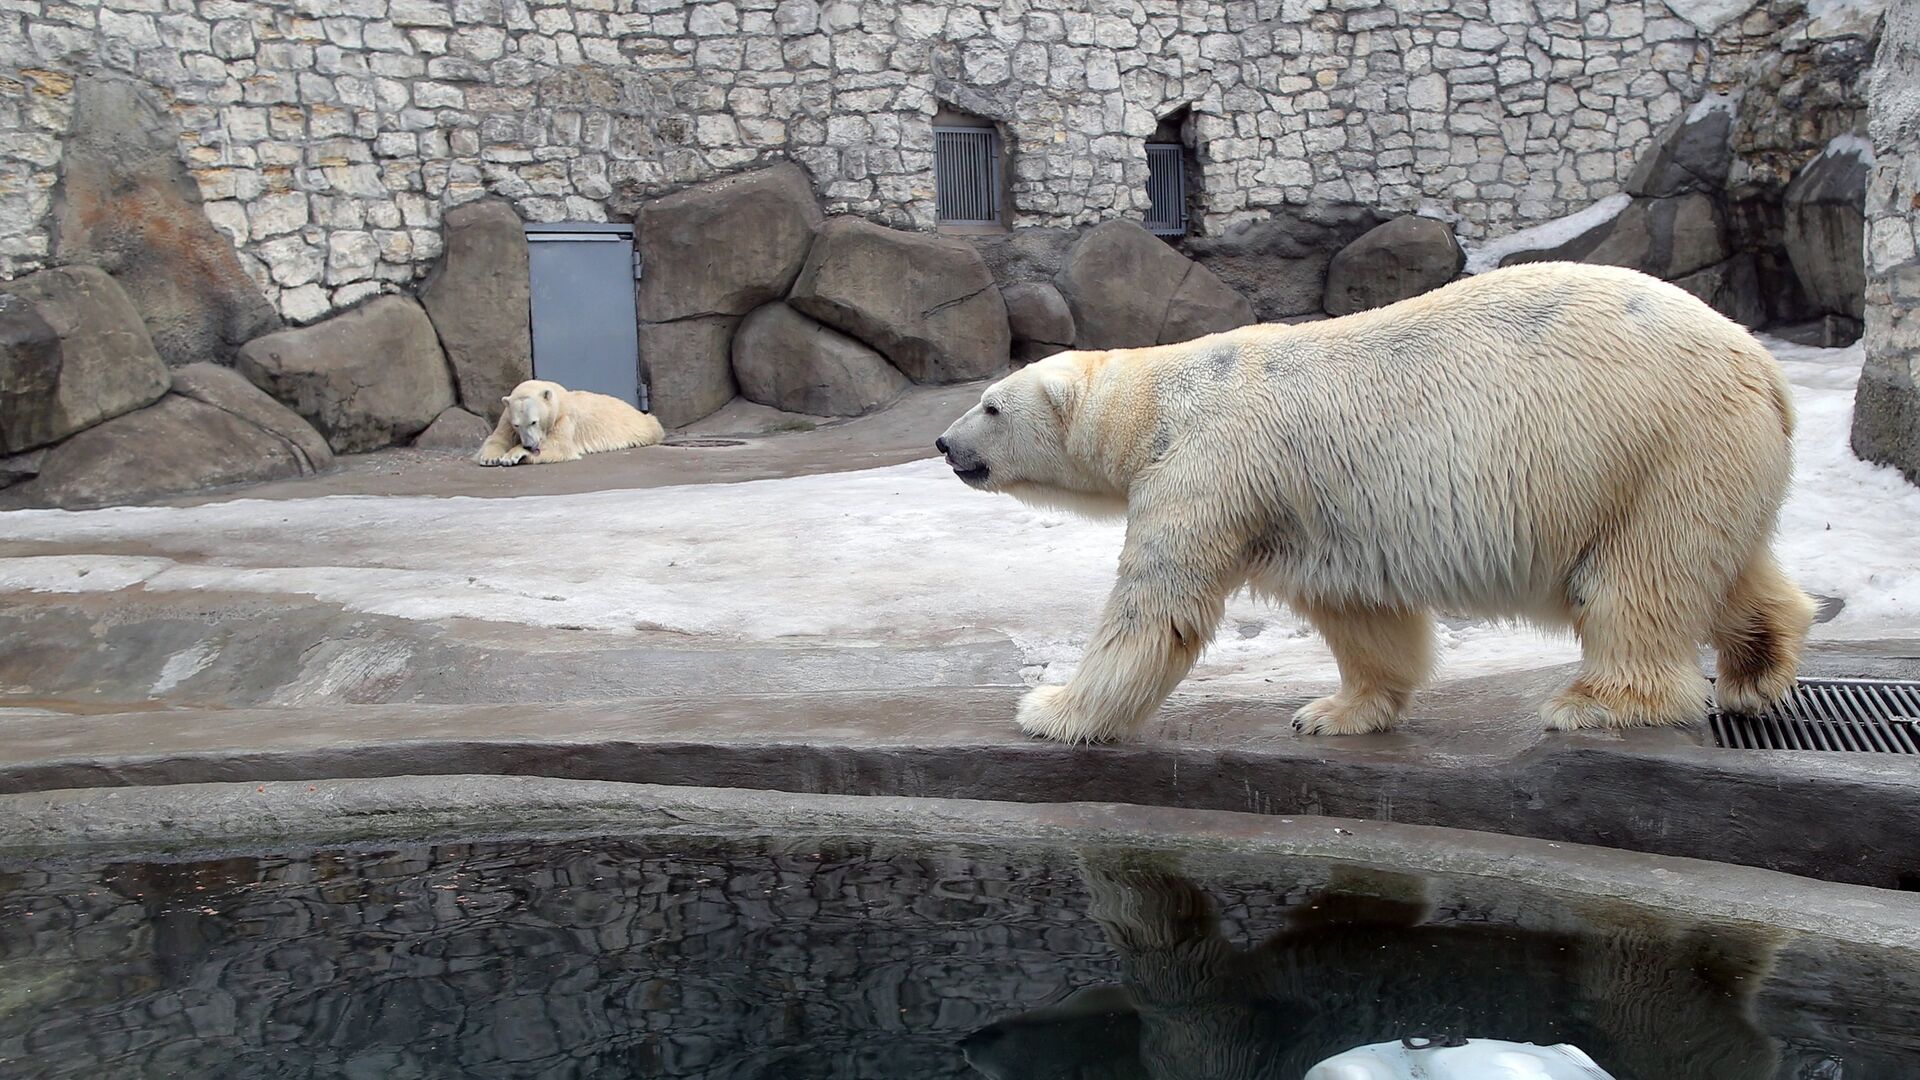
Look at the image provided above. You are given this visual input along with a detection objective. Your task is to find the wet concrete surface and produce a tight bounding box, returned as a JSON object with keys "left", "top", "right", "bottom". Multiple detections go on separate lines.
{"left": 1, "top": 641, "right": 1917, "bottom": 887}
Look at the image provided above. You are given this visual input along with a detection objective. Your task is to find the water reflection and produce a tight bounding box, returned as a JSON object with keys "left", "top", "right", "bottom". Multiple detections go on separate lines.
{"left": 963, "top": 856, "right": 1780, "bottom": 1079}
{"left": 0, "top": 838, "right": 1912, "bottom": 1079}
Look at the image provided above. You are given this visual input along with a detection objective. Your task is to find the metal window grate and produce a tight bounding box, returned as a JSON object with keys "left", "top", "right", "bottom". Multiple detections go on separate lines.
{"left": 1145, "top": 142, "right": 1187, "bottom": 237}
{"left": 934, "top": 126, "right": 1001, "bottom": 225}
{"left": 1710, "top": 678, "right": 1920, "bottom": 752}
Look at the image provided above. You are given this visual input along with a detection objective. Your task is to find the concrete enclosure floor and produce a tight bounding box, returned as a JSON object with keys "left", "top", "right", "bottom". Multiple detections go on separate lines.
{"left": 0, "top": 374, "right": 1916, "bottom": 890}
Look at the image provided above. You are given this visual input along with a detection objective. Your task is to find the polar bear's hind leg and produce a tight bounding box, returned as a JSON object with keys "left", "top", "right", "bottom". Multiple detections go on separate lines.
{"left": 1292, "top": 602, "right": 1434, "bottom": 735}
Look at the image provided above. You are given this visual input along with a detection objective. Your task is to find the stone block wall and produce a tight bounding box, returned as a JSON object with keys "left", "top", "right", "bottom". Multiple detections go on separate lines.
{"left": 0, "top": 0, "right": 1741, "bottom": 324}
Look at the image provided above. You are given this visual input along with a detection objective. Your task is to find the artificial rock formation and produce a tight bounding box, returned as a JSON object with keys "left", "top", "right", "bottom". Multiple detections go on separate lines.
{"left": 1001, "top": 282, "right": 1076, "bottom": 366}
{"left": 1322, "top": 215, "right": 1465, "bottom": 315}
{"left": 420, "top": 199, "right": 533, "bottom": 422}
{"left": 236, "top": 296, "right": 454, "bottom": 454}
{"left": 50, "top": 73, "right": 280, "bottom": 365}
{"left": 789, "top": 217, "right": 1009, "bottom": 384}
{"left": 0, "top": 265, "right": 171, "bottom": 454}
{"left": 1054, "top": 221, "right": 1253, "bottom": 349}
{"left": 731, "top": 302, "right": 907, "bottom": 417}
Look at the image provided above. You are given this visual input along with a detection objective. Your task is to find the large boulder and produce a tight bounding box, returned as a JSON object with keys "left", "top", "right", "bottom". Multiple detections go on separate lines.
{"left": 412, "top": 406, "right": 493, "bottom": 452}
{"left": 1628, "top": 96, "right": 1737, "bottom": 198}
{"left": 1576, "top": 194, "right": 1731, "bottom": 281}
{"left": 52, "top": 73, "right": 280, "bottom": 365}
{"left": 636, "top": 163, "right": 824, "bottom": 322}
{"left": 1322, "top": 215, "right": 1465, "bottom": 316}
{"left": 1054, "top": 221, "right": 1254, "bottom": 349}
{"left": 789, "top": 217, "right": 1010, "bottom": 383}
{"left": 638, "top": 315, "right": 739, "bottom": 428}
{"left": 0, "top": 394, "right": 321, "bottom": 509}
{"left": 420, "top": 199, "right": 532, "bottom": 422}
{"left": 731, "top": 302, "right": 907, "bottom": 417}
{"left": 1, "top": 265, "right": 171, "bottom": 454}
{"left": 1783, "top": 139, "right": 1871, "bottom": 320}
{"left": 1671, "top": 255, "right": 1768, "bottom": 329}
{"left": 1002, "top": 282, "right": 1076, "bottom": 366}
{"left": 1186, "top": 207, "right": 1385, "bottom": 320}
{"left": 169, "top": 362, "right": 333, "bottom": 474}
{"left": 235, "top": 296, "right": 455, "bottom": 453}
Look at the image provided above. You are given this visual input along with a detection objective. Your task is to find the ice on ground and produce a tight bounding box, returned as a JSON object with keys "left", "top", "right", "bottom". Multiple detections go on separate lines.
{"left": 1461, "top": 194, "right": 1631, "bottom": 276}
{"left": 0, "top": 340, "right": 1911, "bottom": 692}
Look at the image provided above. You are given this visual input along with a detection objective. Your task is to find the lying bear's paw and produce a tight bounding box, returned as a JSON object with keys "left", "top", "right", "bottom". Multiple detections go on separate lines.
{"left": 477, "top": 446, "right": 532, "bottom": 467}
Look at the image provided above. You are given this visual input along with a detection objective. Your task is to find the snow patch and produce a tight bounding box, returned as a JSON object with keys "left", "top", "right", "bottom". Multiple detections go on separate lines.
{"left": 1461, "top": 194, "right": 1631, "bottom": 275}
{"left": 1817, "top": 132, "right": 1876, "bottom": 166}
{"left": 1687, "top": 91, "right": 1739, "bottom": 123}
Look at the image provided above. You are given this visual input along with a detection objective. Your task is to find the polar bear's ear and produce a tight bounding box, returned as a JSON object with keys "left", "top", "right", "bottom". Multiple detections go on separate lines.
{"left": 543, "top": 388, "right": 554, "bottom": 401}
{"left": 501, "top": 395, "right": 511, "bottom": 404}
{"left": 1036, "top": 368, "right": 1078, "bottom": 426}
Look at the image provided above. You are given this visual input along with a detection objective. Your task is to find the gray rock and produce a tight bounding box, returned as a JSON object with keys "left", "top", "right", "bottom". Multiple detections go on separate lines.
{"left": 0, "top": 266, "right": 171, "bottom": 454}
{"left": 412, "top": 406, "right": 492, "bottom": 452}
{"left": 171, "top": 362, "right": 334, "bottom": 474}
{"left": 1575, "top": 194, "right": 1731, "bottom": 281}
{"left": 965, "top": 228, "right": 1080, "bottom": 292}
{"left": 1628, "top": 101, "right": 1736, "bottom": 198}
{"left": 1187, "top": 207, "right": 1385, "bottom": 320}
{"left": 638, "top": 315, "right": 739, "bottom": 428}
{"left": 420, "top": 199, "right": 532, "bottom": 421}
{"left": 1670, "top": 254, "right": 1768, "bottom": 329}
{"left": 0, "top": 448, "right": 45, "bottom": 490}
{"left": 731, "top": 302, "right": 907, "bottom": 417}
{"left": 51, "top": 74, "right": 280, "bottom": 365}
{"left": 1002, "top": 282, "right": 1075, "bottom": 366}
{"left": 1323, "top": 216, "right": 1465, "bottom": 316}
{"left": 1784, "top": 144, "right": 1870, "bottom": 320}
{"left": 0, "top": 394, "right": 317, "bottom": 509}
{"left": 789, "top": 217, "right": 1010, "bottom": 383}
{"left": 636, "top": 163, "right": 823, "bottom": 322}
{"left": 1054, "top": 220, "right": 1254, "bottom": 349}
{"left": 235, "top": 296, "right": 455, "bottom": 453}
{"left": 1854, "top": 268, "right": 1920, "bottom": 484}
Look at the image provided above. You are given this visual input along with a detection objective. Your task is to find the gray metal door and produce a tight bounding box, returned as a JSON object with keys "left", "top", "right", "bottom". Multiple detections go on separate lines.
{"left": 525, "top": 223, "right": 644, "bottom": 409}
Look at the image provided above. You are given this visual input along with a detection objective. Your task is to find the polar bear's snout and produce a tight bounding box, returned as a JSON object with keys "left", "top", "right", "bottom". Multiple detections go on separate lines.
{"left": 935, "top": 431, "right": 991, "bottom": 485}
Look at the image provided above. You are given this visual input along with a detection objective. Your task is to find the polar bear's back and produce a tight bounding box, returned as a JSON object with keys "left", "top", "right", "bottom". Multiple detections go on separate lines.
{"left": 1174, "top": 263, "right": 1796, "bottom": 614}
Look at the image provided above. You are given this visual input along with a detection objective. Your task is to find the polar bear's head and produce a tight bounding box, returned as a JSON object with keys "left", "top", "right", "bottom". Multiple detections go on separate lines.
{"left": 502, "top": 380, "right": 565, "bottom": 451}
{"left": 936, "top": 352, "right": 1128, "bottom": 518}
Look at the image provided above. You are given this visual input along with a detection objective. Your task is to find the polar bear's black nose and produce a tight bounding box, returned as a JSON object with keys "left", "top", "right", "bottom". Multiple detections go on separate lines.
{"left": 935, "top": 436, "right": 950, "bottom": 455}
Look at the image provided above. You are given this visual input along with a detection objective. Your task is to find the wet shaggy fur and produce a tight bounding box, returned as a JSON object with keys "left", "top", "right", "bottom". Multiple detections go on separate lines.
{"left": 936, "top": 262, "right": 1815, "bottom": 743}
{"left": 475, "top": 379, "right": 664, "bottom": 466}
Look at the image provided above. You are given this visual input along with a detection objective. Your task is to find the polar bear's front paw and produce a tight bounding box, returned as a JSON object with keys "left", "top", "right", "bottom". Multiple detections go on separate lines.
{"left": 477, "top": 445, "right": 532, "bottom": 467}
{"left": 1016, "top": 685, "right": 1116, "bottom": 744}
{"left": 1292, "top": 691, "right": 1401, "bottom": 736}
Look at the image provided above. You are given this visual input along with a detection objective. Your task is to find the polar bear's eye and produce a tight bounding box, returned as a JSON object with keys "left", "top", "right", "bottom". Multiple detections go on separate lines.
{"left": 983, "top": 403, "right": 1000, "bottom": 417}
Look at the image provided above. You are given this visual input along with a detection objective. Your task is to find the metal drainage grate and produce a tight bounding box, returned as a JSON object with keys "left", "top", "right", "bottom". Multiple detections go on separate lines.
{"left": 1710, "top": 677, "right": 1920, "bottom": 752}
{"left": 662, "top": 438, "right": 746, "bottom": 448}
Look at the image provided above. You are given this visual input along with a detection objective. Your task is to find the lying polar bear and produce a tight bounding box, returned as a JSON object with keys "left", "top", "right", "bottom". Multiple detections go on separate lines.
{"left": 475, "top": 379, "right": 664, "bottom": 466}
{"left": 937, "top": 262, "right": 1814, "bottom": 744}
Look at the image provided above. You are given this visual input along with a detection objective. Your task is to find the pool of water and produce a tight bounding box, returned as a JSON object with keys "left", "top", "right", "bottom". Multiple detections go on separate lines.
{"left": 1, "top": 835, "right": 1915, "bottom": 1079}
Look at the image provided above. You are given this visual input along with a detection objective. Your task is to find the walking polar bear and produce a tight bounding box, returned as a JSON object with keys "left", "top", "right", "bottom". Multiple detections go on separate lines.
{"left": 937, "top": 262, "right": 1814, "bottom": 744}
{"left": 475, "top": 379, "right": 664, "bottom": 466}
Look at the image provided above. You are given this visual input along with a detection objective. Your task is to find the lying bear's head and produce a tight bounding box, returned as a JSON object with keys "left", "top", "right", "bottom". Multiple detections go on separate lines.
{"left": 502, "top": 379, "right": 566, "bottom": 452}
{"left": 936, "top": 352, "right": 1129, "bottom": 518}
